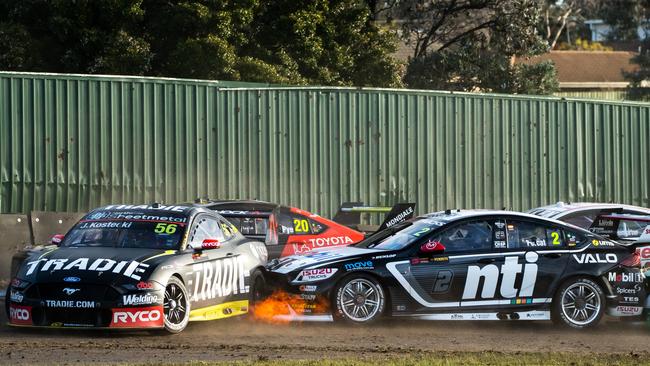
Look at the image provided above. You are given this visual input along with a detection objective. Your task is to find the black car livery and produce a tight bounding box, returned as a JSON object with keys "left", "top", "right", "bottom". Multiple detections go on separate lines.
{"left": 266, "top": 210, "right": 645, "bottom": 328}
{"left": 7, "top": 204, "right": 268, "bottom": 333}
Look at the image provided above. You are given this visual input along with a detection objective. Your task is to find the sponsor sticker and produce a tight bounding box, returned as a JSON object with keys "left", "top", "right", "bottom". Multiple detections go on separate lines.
{"left": 462, "top": 253, "right": 538, "bottom": 300}
{"left": 608, "top": 272, "right": 644, "bottom": 283}
{"left": 299, "top": 285, "right": 318, "bottom": 292}
{"left": 9, "top": 304, "right": 32, "bottom": 325}
{"left": 44, "top": 300, "right": 97, "bottom": 308}
{"left": 344, "top": 261, "right": 374, "bottom": 271}
{"left": 293, "top": 268, "right": 338, "bottom": 283}
{"left": 9, "top": 290, "right": 23, "bottom": 303}
{"left": 372, "top": 254, "right": 396, "bottom": 260}
{"left": 300, "top": 294, "right": 317, "bottom": 301}
{"left": 573, "top": 253, "right": 617, "bottom": 264}
{"left": 123, "top": 293, "right": 159, "bottom": 306}
{"left": 109, "top": 306, "right": 163, "bottom": 328}
{"left": 612, "top": 305, "right": 642, "bottom": 316}
{"left": 25, "top": 257, "right": 150, "bottom": 281}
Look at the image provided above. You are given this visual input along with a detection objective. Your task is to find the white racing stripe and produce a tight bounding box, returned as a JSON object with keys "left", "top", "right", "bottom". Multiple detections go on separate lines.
{"left": 394, "top": 311, "right": 550, "bottom": 321}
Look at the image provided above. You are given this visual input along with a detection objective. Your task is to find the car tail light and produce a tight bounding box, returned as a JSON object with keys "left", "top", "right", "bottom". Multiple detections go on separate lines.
{"left": 620, "top": 250, "right": 641, "bottom": 267}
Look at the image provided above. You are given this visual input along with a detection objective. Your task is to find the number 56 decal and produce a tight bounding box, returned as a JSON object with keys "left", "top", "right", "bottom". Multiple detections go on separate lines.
{"left": 154, "top": 223, "right": 178, "bottom": 234}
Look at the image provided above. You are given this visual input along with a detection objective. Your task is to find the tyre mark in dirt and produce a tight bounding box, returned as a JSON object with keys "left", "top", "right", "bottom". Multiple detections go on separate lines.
{"left": 0, "top": 315, "right": 648, "bottom": 364}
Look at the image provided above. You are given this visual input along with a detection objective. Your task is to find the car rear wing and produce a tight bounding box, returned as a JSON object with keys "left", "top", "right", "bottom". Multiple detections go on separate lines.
{"left": 332, "top": 202, "right": 416, "bottom": 233}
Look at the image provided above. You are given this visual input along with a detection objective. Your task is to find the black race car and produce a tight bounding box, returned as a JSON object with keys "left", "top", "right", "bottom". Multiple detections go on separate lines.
{"left": 266, "top": 210, "right": 645, "bottom": 328}
{"left": 6, "top": 204, "right": 268, "bottom": 333}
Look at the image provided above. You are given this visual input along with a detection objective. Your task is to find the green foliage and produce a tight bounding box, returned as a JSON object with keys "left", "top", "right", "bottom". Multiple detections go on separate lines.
{"left": 0, "top": 0, "right": 402, "bottom": 87}
{"left": 403, "top": 0, "right": 558, "bottom": 95}
{"left": 556, "top": 38, "right": 614, "bottom": 51}
{"left": 598, "top": 0, "right": 645, "bottom": 41}
{"left": 626, "top": 38, "right": 650, "bottom": 101}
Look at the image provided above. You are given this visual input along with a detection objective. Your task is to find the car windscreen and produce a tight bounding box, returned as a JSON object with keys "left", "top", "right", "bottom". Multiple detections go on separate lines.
{"left": 363, "top": 219, "right": 444, "bottom": 251}
{"left": 61, "top": 211, "right": 188, "bottom": 250}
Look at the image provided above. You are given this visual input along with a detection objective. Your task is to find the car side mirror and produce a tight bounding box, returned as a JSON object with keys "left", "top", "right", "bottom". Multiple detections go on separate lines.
{"left": 198, "top": 238, "right": 220, "bottom": 250}
{"left": 51, "top": 234, "right": 65, "bottom": 246}
{"left": 419, "top": 240, "right": 445, "bottom": 255}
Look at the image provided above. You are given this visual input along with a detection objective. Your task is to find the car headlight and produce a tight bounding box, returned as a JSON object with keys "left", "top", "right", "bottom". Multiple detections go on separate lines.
{"left": 291, "top": 268, "right": 338, "bottom": 284}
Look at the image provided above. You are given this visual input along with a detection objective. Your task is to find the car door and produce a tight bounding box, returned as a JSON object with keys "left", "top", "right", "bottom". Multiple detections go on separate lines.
{"left": 499, "top": 218, "right": 571, "bottom": 304}
{"left": 185, "top": 214, "right": 231, "bottom": 310}
{"left": 406, "top": 219, "right": 500, "bottom": 312}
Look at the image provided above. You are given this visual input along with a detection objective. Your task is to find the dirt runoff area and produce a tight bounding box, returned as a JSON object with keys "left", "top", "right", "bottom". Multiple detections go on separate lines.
{"left": 0, "top": 311, "right": 648, "bottom": 365}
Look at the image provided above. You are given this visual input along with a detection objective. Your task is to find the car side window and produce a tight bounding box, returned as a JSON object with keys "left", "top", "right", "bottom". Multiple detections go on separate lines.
{"left": 189, "top": 216, "right": 225, "bottom": 248}
{"left": 564, "top": 229, "right": 590, "bottom": 247}
{"left": 505, "top": 220, "right": 565, "bottom": 248}
{"left": 561, "top": 210, "right": 600, "bottom": 228}
{"left": 219, "top": 219, "right": 238, "bottom": 241}
{"left": 432, "top": 220, "right": 493, "bottom": 253}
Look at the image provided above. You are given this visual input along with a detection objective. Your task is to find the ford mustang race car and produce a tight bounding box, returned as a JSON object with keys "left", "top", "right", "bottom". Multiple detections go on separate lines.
{"left": 6, "top": 204, "right": 268, "bottom": 333}
{"left": 193, "top": 199, "right": 415, "bottom": 258}
{"left": 266, "top": 210, "right": 645, "bottom": 328}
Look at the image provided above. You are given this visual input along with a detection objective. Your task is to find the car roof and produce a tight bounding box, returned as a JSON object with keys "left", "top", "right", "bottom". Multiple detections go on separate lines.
{"left": 421, "top": 209, "right": 571, "bottom": 226}
{"left": 527, "top": 202, "right": 650, "bottom": 219}
{"left": 89, "top": 203, "right": 212, "bottom": 217}
{"left": 191, "top": 199, "right": 280, "bottom": 213}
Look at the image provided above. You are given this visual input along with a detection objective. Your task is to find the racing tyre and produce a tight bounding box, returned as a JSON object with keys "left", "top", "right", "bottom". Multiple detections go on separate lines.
{"left": 163, "top": 276, "right": 190, "bottom": 334}
{"left": 333, "top": 274, "right": 385, "bottom": 324}
{"left": 250, "top": 269, "right": 267, "bottom": 307}
{"left": 552, "top": 277, "right": 605, "bottom": 329}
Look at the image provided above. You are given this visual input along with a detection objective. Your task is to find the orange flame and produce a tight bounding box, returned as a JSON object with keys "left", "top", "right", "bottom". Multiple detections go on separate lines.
{"left": 252, "top": 290, "right": 330, "bottom": 324}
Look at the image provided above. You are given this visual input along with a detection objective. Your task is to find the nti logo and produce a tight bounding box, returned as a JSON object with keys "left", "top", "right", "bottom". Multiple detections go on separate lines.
{"left": 462, "top": 253, "right": 538, "bottom": 300}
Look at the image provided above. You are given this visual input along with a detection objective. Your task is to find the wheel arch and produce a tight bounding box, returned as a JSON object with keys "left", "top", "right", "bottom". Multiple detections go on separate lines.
{"left": 552, "top": 273, "right": 611, "bottom": 300}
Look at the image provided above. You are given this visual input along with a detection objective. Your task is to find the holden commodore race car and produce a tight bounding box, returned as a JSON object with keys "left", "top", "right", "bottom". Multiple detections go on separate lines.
{"left": 266, "top": 210, "right": 645, "bottom": 328}
{"left": 6, "top": 204, "right": 268, "bottom": 333}
{"left": 193, "top": 199, "right": 415, "bottom": 259}
{"left": 527, "top": 201, "right": 650, "bottom": 229}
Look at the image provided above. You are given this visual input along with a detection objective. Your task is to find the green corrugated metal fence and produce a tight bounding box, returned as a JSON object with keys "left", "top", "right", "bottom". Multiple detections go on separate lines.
{"left": 1, "top": 71, "right": 649, "bottom": 216}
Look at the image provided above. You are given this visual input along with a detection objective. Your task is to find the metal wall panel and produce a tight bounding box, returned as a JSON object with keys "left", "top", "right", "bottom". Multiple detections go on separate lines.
{"left": 1, "top": 72, "right": 649, "bottom": 218}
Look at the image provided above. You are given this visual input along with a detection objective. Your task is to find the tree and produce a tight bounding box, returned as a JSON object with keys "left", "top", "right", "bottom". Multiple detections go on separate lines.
{"left": 243, "top": 0, "right": 403, "bottom": 87}
{"left": 625, "top": 1, "right": 650, "bottom": 100}
{"left": 599, "top": 0, "right": 645, "bottom": 41}
{"left": 0, "top": 0, "right": 152, "bottom": 74}
{"left": 401, "top": 0, "right": 558, "bottom": 94}
{"left": 0, "top": 0, "right": 402, "bottom": 87}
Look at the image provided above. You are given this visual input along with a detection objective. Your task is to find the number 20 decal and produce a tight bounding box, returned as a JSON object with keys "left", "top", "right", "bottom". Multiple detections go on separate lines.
{"left": 293, "top": 219, "right": 309, "bottom": 233}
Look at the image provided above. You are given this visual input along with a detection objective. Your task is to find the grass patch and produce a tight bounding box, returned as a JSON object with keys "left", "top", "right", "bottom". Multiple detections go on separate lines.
{"left": 127, "top": 351, "right": 650, "bottom": 366}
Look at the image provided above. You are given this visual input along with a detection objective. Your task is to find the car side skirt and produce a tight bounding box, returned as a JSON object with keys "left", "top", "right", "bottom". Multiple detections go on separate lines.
{"left": 189, "top": 300, "right": 249, "bottom": 321}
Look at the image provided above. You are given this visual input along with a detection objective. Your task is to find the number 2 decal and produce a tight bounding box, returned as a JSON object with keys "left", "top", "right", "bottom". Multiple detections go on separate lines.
{"left": 551, "top": 231, "right": 560, "bottom": 245}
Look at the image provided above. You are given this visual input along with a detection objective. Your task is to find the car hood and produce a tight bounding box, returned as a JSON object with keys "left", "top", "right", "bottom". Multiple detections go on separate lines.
{"left": 17, "top": 247, "right": 175, "bottom": 285}
{"left": 270, "top": 245, "right": 382, "bottom": 274}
